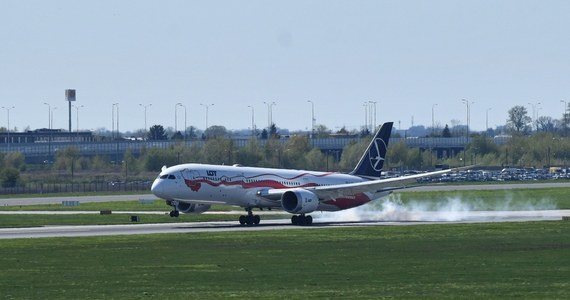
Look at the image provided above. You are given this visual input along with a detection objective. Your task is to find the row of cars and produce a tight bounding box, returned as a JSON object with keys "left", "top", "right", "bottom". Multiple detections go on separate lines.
{"left": 387, "top": 168, "right": 570, "bottom": 183}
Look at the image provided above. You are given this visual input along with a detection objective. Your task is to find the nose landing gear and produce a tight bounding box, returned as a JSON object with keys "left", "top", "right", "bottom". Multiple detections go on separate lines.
{"left": 168, "top": 200, "right": 180, "bottom": 217}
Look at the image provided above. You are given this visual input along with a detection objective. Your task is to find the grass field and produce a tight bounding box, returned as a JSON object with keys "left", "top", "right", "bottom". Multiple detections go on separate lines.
{"left": 0, "top": 221, "right": 568, "bottom": 299}
{"left": 397, "top": 188, "right": 570, "bottom": 209}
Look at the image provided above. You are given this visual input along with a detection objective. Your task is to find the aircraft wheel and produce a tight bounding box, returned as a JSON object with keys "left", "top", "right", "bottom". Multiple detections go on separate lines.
{"left": 169, "top": 210, "right": 179, "bottom": 218}
{"left": 291, "top": 215, "right": 299, "bottom": 225}
{"left": 239, "top": 215, "right": 246, "bottom": 225}
{"left": 305, "top": 215, "right": 313, "bottom": 225}
{"left": 246, "top": 215, "right": 254, "bottom": 226}
{"left": 253, "top": 215, "right": 261, "bottom": 225}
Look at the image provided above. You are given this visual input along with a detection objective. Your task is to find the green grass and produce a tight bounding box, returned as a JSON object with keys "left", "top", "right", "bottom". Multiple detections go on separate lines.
{"left": 395, "top": 188, "right": 570, "bottom": 209}
{"left": 0, "top": 221, "right": 569, "bottom": 299}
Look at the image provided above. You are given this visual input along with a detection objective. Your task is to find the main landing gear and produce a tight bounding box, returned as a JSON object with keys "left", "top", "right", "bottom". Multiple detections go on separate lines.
{"left": 239, "top": 208, "right": 261, "bottom": 226}
{"left": 291, "top": 214, "right": 312, "bottom": 226}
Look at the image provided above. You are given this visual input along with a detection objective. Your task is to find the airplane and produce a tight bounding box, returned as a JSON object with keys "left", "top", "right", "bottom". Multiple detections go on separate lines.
{"left": 151, "top": 122, "right": 459, "bottom": 226}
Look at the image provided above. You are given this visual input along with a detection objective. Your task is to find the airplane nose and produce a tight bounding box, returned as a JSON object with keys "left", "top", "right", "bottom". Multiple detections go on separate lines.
{"left": 151, "top": 179, "right": 163, "bottom": 197}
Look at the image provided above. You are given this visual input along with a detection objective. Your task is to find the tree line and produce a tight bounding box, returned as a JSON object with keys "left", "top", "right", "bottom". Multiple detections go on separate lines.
{"left": 2, "top": 131, "right": 570, "bottom": 188}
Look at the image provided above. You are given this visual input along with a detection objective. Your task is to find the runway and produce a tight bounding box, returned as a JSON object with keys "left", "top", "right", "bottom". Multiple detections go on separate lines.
{"left": 0, "top": 210, "right": 568, "bottom": 239}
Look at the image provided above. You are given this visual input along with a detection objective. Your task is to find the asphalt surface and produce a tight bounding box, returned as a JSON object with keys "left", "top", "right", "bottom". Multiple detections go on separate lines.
{"left": 0, "top": 210, "right": 568, "bottom": 239}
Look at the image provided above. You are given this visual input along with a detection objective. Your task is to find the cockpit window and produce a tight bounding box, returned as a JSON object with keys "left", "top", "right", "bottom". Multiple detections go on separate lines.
{"left": 168, "top": 175, "right": 176, "bottom": 179}
{"left": 160, "top": 174, "right": 168, "bottom": 179}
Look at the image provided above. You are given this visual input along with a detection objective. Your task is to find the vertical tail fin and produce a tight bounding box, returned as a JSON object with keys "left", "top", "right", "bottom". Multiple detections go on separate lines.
{"left": 350, "top": 122, "right": 393, "bottom": 179}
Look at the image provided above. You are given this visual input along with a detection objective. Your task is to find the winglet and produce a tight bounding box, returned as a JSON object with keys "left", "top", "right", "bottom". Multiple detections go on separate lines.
{"left": 350, "top": 122, "right": 393, "bottom": 179}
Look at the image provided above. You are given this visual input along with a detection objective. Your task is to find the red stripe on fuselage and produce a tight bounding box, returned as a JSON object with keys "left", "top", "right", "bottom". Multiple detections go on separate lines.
{"left": 322, "top": 193, "right": 371, "bottom": 210}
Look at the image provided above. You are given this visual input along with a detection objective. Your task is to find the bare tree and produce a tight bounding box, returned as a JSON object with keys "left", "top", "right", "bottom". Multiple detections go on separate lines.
{"left": 536, "top": 116, "right": 556, "bottom": 132}
{"left": 507, "top": 105, "right": 531, "bottom": 134}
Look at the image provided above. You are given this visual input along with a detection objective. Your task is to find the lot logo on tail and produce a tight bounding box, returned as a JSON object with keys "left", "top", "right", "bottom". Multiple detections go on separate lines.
{"left": 369, "top": 138, "right": 387, "bottom": 171}
{"left": 350, "top": 122, "right": 392, "bottom": 178}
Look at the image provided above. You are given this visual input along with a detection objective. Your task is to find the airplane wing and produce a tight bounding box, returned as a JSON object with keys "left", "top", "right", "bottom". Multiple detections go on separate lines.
{"left": 257, "top": 167, "right": 467, "bottom": 201}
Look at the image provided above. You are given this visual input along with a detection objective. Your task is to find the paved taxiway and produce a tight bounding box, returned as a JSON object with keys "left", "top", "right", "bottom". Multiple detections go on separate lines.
{"left": 0, "top": 210, "right": 568, "bottom": 239}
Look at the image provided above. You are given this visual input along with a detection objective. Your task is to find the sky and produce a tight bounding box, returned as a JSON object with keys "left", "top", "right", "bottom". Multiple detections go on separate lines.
{"left": 1, "top": 0, "right": 570, "bottom": 134}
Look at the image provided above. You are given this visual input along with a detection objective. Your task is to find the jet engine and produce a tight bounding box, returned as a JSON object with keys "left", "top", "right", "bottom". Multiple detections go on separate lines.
{"left": 281, "top": 189, "right": 319, "bottom": 214}
{"left": 167, "top": 200, "right": 211, "bottom": 214}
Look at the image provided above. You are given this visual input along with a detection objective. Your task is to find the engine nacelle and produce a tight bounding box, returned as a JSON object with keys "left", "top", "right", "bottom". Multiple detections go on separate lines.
{"left": 168, "top": 201, "right": 211, "bottom": 214}
{"left": 281, "top": 189, "right": 319, "bottom": 214}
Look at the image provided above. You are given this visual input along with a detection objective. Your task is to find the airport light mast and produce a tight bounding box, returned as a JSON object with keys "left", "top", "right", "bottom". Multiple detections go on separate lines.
{"left": 139, "top": 103, "right": 152, "bottom": 138}
{"left": 200, "top": 103, "right": 214, "bottom": 130}
{"left": 307, "top": 100, "right": 315, "bottom": 137}
{"left": 176, "top": 103, "right": 186, "bottom": 139}
{"left": 2, "top": 106, "right": 15, "bottom": 151}
{"left": 65, "top": 89, "right": 76, "bottom": 132}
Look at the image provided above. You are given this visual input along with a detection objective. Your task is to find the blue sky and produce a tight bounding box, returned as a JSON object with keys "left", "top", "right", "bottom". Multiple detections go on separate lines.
{"left": 1, "top": 1, "right": 569, "bottom": 133}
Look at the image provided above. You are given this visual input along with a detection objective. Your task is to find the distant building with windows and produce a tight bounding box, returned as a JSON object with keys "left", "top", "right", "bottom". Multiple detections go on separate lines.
{"left": 0, "top": 128, "right": 95, "bottom": 144}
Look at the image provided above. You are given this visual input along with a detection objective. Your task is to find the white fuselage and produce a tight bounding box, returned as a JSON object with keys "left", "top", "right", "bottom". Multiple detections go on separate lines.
{"left": 151, "top": 163, "right": 377, "bottom": 212}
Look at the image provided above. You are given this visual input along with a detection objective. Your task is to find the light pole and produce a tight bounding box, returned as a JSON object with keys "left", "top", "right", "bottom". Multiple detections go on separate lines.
{"left": 431, "top": 103, "right": 438, "bottom": 136}
{"left": 561, "top": 100, "right": 568, "bottom": 130}
{"left": 307, "top": 100, "right": 315, "bottom": 137}
{"left": 43, "top": 102, "right": 51, "bottom": 129}
{"left": 363, "top": 102, "right": 369, "bottom": 133}
{"left": 461, "top": 99, "right": 474, "bottom": 138}
{"left": 51, "top": 107, "right": 57, "bottom": 129}
{"left": 369, "top": 101, "right": 377, "bottom": 131}
{"left": 176, "top": 103, "right": 186, "bottom": 139}
{"left": 72, "top": 105, "right": 84, "bottom": 133}
{"left": 536, "top": 106, "right": 543, "bottom": 131}
{"left": 139, "top": 103, "right": 152, "bottom": 136}
{"left": 200, "top": 103, "right": 214, "bottom": 130}
{"left": 247, "top": 105, "right": 255, "bottom": 137}
{"left": 112, "top": 103, "right": 119, "bottom": 139}
{"left": 486, "top": 107, "right": 492, "bottom": 131}
{"left": 527, "top": 101, "right": 541, "bottom": 131}
{"left": 2, "top": 106, "right": 14, "bottom": 151}
{"left": 263, "top": 101, "right": 276, "bottom": 129}
{"left": 174, "top": 103, "right": 178, "bottom": 133}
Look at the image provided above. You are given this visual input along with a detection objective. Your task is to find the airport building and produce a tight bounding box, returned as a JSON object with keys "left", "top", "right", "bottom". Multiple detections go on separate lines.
{"left": 0, "top": 128, "right": 95, "bottom": 144}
